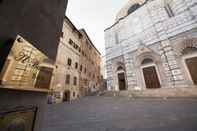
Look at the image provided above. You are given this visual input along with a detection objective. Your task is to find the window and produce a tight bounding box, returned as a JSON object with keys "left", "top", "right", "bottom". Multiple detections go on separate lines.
{"left": 73, "top": 77, "right": 77, "bottom": 86}
{"left": 73, "top": 44, "right": 79, "bottom": 50}
{"left": 79, "top": 48, "right": 81, "bottom": 53}
{"left": 80, "top": 65, "right": 83, "bottom": 72}
{"left": 75, "top": 62, "right": 78, "bottom": 69}
{"left": 84, "top": 68, "right": 87, "bottom": 74}
{"left": 67, "top": 58, "right": 72, "bottom": 66}
{"left": 165, "top": 4, "right": 174, "bottom": 17}
{"left": 66, "top": 74, "right": 70, "bottom": 84}
{"left": 69, "top": 39, "right": 73, "bottom": 45}
{"left": 61, "top": 32, "right": 64, "bottom": 37}
{"left": 141, "top": 58, "right": 154, "bottom": 65}
{"left": 73, "top": 92, "right": 76, "bottom": 97}
{"left": 82, "top": 51, "right": 85, "bottom": 56}
{"left": 127, "top": 4, "right": 140, "bottom": 15}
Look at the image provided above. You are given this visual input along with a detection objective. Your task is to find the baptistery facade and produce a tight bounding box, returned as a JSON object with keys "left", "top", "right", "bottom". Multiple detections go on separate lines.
{"left": 105, "top": 0, "right": 197, "bottom": 91}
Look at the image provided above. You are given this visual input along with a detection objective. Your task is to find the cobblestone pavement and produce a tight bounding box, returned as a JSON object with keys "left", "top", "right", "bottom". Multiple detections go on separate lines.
{"left": 42, "top": 96, "right": 197, "bottom": 131}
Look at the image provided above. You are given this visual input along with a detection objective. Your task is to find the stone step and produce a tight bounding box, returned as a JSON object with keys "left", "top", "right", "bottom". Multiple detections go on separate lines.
{"left": 101, "top": 87, "right": 197, "bottom": 98}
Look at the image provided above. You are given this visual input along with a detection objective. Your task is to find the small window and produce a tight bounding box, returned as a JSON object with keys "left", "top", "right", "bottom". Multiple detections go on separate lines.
{"left": 127, "top": 4, "right": 140, "bottom": 15}
{"left": 73, "top": 92, "right": 76, "bottom": 97}
{"left": 165, "top": 4, "right": 174, "bottom": 17}
{"left": 67, "top": 58, "right": 72, "bottom": 66}
{"left": 61, "top": 32, "right": 64, "bottom": 37}
{"left": 73, "top": 77, "right": 77, "bottom": 86}
{"left": 66, "top": 74, "right": 70, "bottom": 84}
{"left": 80, "top": 65, "right": 83, "bottom": 72}
{"left": 75, "top": 62, "right": 78, "bottom": 69}
{"left": 117, "top": 66, "right": 124, "bottom": 71}
{"left": 141, "top": 58, "right": 154, "bottom": 65}
{"left": 69, "top": 39, "right": 73, "bottom": 45}
{"left": 84, "top": 68, "right": 87, "bottom": 74}
{"left": 74, "top": 44, "right": 79, "bottom": 50}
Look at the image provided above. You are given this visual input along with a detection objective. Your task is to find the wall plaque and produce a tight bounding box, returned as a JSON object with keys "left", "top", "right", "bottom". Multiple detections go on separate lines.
{"left": 0, "top": 35, "right": 54, "bottom": 90}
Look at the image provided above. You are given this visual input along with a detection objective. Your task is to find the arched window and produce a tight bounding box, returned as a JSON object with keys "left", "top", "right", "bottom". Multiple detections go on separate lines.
{"left": 127, "top": 4, "right": 141, "bottom": 15}
{"left": 141, "top": 58, "right": 154, "bottom": 65}
{"left": 117, "top": 66, "right": 124, "bottom": 71}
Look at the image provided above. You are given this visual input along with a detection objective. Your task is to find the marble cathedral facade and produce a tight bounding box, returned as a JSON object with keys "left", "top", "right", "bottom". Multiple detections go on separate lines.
{"left": 105, "top": 0, "right": 197, "bottom": 91}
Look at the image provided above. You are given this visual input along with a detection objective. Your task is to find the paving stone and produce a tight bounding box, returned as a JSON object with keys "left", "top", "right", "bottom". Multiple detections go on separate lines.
{"left": 42, "top": 96, "right": 197, "bottom": 131}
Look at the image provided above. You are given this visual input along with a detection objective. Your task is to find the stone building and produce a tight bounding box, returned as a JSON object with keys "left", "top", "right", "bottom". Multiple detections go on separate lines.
{"left": 105, "top": 0, "right": 197, "bottom": 91}
{"left": 52, "top": 18, "right": 102, "bottom": 102}
{"left": 79, "top": 29, "right": 102, "bottom": 96}
{"left": 52, "top": 16, "right": 82, "bottom": 102}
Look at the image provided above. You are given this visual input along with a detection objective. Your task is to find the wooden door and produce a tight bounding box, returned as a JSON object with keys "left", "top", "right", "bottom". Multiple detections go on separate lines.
{"left": 118, "top": 73, "right": 126, "bottom": 90}
{"left": 186, "top": 57, "right": 197, "bottom": 85}
{"left": 35, "top": 67, "right": 53, "bottom": 89}
{"left": 143, "top": 66, "right": 161, "bottom": 89}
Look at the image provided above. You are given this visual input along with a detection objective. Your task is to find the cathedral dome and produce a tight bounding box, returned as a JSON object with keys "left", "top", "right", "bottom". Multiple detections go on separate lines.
{"left": 115, "top": 0, "right": 146, "bottom": 22}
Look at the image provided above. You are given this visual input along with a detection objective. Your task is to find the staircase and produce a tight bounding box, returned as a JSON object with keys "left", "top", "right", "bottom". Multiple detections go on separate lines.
{"left": 100, "top": 87, "right": 197, "bottom": 98}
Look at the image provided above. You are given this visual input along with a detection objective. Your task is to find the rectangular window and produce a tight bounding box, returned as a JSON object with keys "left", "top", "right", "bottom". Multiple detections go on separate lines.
{"left": 61, "top": 32, "right": 64, "bottom": 37}
{"left": 66, "top": 74, "right": 70, "bottom": 84}
{"left": 75, "top": 62, "right": 78, "bottom": 69}
{"left": 80, "top": 65, "right": 83, "bottom": 72}
{"left": 73, "top": 44, "right": 79, "bottom": 50}
{"left": 165, "top": 4, "right": 174, "bottom": 17}
{"left": 67, "top": 58, "right": 72, "bottom": 66}
{"left": 69, "top": 39, "right": 73, "bottom": 45}
{"left": 73, "top": 92, "right": 76, "bottom": 97}
{"left": 73, "top": 77, "right": 77, "bottom": 86}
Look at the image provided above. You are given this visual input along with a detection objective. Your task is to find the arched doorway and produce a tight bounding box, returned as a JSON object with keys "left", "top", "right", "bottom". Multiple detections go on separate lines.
{"left": 117, "top": 66, "right": 127, "bottom": 91}
{"left": 63, "top": 90, "right": 70, "bottom": 102}
{"left": 182, "top": 47, "right": 197, "bottom": 85}
{"left": 141, "top": 58, "right": 161, "bottom": 89}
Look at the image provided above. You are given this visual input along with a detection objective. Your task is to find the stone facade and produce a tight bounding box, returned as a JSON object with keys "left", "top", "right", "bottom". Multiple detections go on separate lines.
{"left": 105, "top": 0, "right": 197, "bottom": 91}
{"left": 79, "top": 29, "right": 102, "bottom": 96}
{"left": 52, "top": 17, "right": 81, "bottom": 102}
{"left": 52, "top": 17, "right": 102, "bottom": 102}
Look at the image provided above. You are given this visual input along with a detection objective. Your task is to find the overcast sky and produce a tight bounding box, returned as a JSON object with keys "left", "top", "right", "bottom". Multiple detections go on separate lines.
{"left": 66, "top": 0, "right": 127, "bottom": 56}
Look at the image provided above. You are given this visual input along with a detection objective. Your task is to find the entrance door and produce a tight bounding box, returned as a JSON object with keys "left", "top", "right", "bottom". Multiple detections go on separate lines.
{"left": 35, "top": 67, "right": 53, "bottom": 89}
{"left": 63, "top": 91, "right": 70, "bottom": 102}
{"left": 185, "top": 57, "right": 197, "bottom": 85}
{"left": 143, "top": 66, "right": 161, "bottom": 89}
{"left": 118, "top": 73, "right": 126, "bottom": 90}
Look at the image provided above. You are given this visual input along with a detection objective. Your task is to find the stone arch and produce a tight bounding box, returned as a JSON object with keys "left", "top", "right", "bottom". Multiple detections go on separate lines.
{"left": 116, "top": 62, "right": 125, "bottom": 72}
{"left": 175, "top": 38, "right": 197, "bottom": 57}
{"left": 176, "top": 38, "right": 197, "bottom": 86}
{"left": 135, "top": 46, "right": 163, "bottom": 89}
{"left": 141, "top": 58, "right": 154, "bottom": 65}
{"left": 135, "top": 46, "right": 161, "bottom": 67}
{"left": 115, "top": 61, "right": 127, "bottom": 91}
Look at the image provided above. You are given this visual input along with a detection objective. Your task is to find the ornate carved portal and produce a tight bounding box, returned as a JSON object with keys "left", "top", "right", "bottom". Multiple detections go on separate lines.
{"left": 185, "top": 57, "right": 197, "bottom": 85}
{"left": 143, "top": 66, "right": 161, "bottom": 89}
